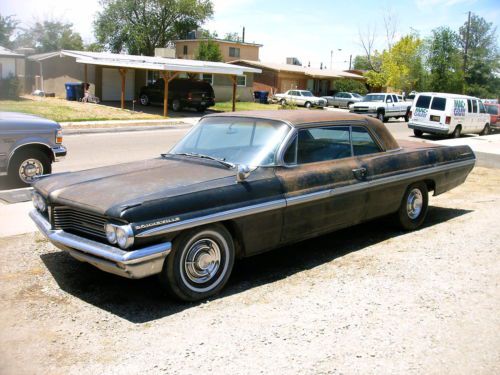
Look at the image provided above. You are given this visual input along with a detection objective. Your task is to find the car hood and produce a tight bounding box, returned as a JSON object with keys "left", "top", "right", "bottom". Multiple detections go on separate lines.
{"left": 0, "top": 111, "right": 60, "bottom": 130}
{"left": 33, "top": 157, "right": 237, "bottom": 217}
{"left": 353, "top": 101, "right": 381, "bottom": 107}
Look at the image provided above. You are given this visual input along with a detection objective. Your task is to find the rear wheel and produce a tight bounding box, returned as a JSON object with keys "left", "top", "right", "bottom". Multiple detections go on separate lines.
{"left": 480, "top": 124, "right": 490, "bottom": 136}
{"left": 8, "top": 149, "right": 51, "bottom": 187}
{"left": 451, "top": 125, "right": 461, "bottom": 138}
{"left": 346, "top": 102, "right": 353, "bottom": 109}
{"left": 396, "top": 182, "right": 429, "bottom": 231}
{"left": 158, "top": 224, "right": 235, "bottom": 301}
{"left": 139, "top": 94, "right": 149, "bottom": 106}
{"left": 413, "top": 129, "right": 423, "bottom": 137}
{"left": 172, "top": 99, "right": 182, "bottom": 112}
{"left": 305, "top": 101, "right": 312, "bottom": 109}
{"left": 280, "top": 99, "right": 286, "bottom": 106}
{"left": 196, "top": 106, "right": 206, "bottom": 112}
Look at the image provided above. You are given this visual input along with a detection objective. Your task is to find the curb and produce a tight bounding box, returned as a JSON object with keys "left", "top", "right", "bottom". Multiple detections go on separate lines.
{"left": 63, "top": 122, "right": 194, "bottom": 135}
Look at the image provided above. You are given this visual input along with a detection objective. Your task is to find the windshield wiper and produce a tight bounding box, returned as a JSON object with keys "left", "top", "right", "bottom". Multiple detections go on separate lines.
{"left": 166, "top": 152, "right": 236, "bottom": 169}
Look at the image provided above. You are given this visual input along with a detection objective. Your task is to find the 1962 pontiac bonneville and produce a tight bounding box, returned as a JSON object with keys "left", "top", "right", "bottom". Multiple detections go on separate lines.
{"left": 30, "top": 111, "right": 475, "bottom": 301}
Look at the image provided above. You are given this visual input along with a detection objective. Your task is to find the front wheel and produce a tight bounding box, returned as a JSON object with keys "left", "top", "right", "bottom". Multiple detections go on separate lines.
{"left": 305, "top": 101, "right": 312, "bottom": 109}
{"left": 396, "top": 182, "right": 429, "bottom": 231}
{"left": 377, "top": 112, "right": 386, "bottom": 123}
{"left": 139, "top": 94, "right": 149, "bottom": 106}
{"left": 8, "top": 149, "right": 51, "bottom": 186}
{"left": 172, "top": 99, "right": 182, "bottom": 112}
{"left": 159, "top": 224, "right": 235, "bottom": 301}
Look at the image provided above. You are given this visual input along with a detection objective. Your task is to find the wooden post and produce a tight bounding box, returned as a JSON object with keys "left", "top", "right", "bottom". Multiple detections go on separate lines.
{"left": 231, "top": 75, "right": 237, "bottom": 112}
{"left": 84, "top": 64, "right": 88, "bottom": 84}
{"left": 119, "top": 68, "right": 127, "bottom": 110}
{"left": 161, "top": 71, "right": 181, "bottom": 117}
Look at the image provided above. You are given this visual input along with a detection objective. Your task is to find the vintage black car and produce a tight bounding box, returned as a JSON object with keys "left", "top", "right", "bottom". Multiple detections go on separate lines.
{"left": 139, "top": 78, "right": 215, "bottom": 112}
{"left": 30, "top": 111, "right": 475, "bottom": 301}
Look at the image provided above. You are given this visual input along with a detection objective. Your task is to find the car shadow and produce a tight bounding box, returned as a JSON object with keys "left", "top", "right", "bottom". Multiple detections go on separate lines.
{"left": 40, "top": 205, "right": 472, "bottom": 323}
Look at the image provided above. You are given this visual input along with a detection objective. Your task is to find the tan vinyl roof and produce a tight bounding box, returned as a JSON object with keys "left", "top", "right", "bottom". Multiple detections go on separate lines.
{"left": 230, "top": 60, "right": 366, "bottom": 80}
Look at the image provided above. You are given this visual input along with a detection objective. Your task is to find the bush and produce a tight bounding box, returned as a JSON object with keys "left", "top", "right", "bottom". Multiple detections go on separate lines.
{"left": 332, "top": 79, "right": 368, "bottom": 95}
{"left": 0, "top": 75, "right": 22, "bottom": 99}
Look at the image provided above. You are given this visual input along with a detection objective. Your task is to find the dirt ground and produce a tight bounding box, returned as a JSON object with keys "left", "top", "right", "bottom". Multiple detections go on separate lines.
{"left": 1, "top": 167, "right": 499, "bottom": 375}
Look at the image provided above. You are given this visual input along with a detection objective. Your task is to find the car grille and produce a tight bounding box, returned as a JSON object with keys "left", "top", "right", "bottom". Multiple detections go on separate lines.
{"left": 353, "top": 107, "right": 369, "bottom": 111}
{"left": 51, "top": 206, "right": 107, "bottom": 239}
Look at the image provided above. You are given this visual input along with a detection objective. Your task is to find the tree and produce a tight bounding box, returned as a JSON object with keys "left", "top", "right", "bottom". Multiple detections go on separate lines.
{"left": 426, "top": 27, "right": 464, "bottom": 93}
{"left": 352, "top": 55, "right": 372, "bottom": 70}
{"left": 458, "top": 14, "right": 499, "bottom": 97}
{"left": 0, "top": 14, "right": 19, "bottom": 49}
{"left": 332, "top": 79, "right": 368, "bottom": 95}
{"left": 15, "top": 20, "right": 83, "bottom": 52}
{"left": 94, "top": 0, "right": 214, "bottom": 56}
{"left": 223, "top": 32, "right": 240, "bottom": 42}
{"left": 195, "top": 39, "right": 222, "bottom": 61}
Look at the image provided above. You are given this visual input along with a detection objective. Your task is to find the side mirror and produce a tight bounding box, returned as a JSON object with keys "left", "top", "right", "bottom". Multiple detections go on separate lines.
{"left": 236, "top": 164, "right": 251, "bottom": 182}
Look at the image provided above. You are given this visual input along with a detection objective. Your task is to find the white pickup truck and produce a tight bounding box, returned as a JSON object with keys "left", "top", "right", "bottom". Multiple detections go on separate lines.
{"left": 274, "top": 90, "right": 327, "bottom": 108}
{"left": 350, "top": 93, "right": 412, "bottom": 122}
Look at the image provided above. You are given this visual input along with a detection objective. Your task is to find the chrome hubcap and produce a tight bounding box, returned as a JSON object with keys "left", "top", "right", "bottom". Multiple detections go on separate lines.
{"left": 19, "top": 159, "right": 43, "bottom": 182}
{"left": 406, "top": 188, "right": 423, "bottom": 220}
{"left": 184, "top": 239, "right": 221, "bottom": 284}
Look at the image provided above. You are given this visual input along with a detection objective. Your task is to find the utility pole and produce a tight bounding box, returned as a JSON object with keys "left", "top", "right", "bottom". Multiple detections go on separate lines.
{"left": 463, "top": 11, "right": 471, "bottom": 93}
{"left": 349, "top": 54, "right": 352, "bottom": 70}
{"left": 330, "top": 50, "right": 333, "bottom": 70}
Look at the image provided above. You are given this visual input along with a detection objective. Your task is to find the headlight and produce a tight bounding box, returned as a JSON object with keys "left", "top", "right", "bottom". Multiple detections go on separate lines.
{"left": 105, "top": 224, "right": 117, "bottom": 244}
{"left": 32, "top": 192, "right": 47, "bottom": 212}
{"left": 105, "top": 223, "right": 134, "bottom": 249}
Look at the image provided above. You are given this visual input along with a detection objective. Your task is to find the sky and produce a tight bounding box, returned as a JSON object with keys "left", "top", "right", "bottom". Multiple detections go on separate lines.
{"left": 1, "top": 0, "right": 499, "bottom": 70}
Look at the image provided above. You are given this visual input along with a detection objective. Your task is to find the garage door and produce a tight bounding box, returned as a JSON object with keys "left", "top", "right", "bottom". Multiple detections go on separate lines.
{"left": 102, "top": 68, "right": 135, "bottom": 101}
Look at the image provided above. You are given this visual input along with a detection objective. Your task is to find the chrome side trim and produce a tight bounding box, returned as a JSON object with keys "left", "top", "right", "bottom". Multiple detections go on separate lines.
{"left": 135, "top": 158, "right": 475, "bottom": 238}
{"left": 30, "top": 209, "right": 171, "bottom": 278}
{"left": 136, "top": 199, "right": 287, "bottom": 238}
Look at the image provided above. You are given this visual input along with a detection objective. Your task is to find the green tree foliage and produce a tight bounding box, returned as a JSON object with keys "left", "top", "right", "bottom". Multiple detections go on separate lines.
{"left": 333, "top": 79, "right": 368, "bottom": 95}
{"left": 426, "top": 27, "right": 464, "bottom": 93}
{"left": 459, "top": 14, "right": 499, "bottom": 97}
{"left": 195, "top": 39, "right": 222, "bottom": 61}
{"left": 15, "top": 20, "right": 83, "bottom": 53}
{"left": 352, "top": 55, "right": 371, "bottom": 70}
{"left": 94, "top": 0, "right": 214, "bottom": 56}
{"left": 0, "top": 14, "right": 19, "bottom": 49}
{"left": 223, "top": 32, "right": 240, "bottom": 42}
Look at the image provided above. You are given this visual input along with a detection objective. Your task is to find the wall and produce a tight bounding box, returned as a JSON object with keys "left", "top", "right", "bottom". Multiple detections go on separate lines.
{"left": 0, "top": 57, "right": 16, "bottom": 78}
{"left": 212, "top": 73, "right": 254, "bottom": 101}
{"left": 175, "top": 40, "right": 260, "bottom": 62}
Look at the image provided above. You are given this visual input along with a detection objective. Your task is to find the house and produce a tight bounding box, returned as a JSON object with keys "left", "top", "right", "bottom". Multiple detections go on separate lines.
{"left": 0, "top": 46, "right": 25, "bottom": 81}
{"left": 25, "top": 50, "right": 259, "bottom": 102}
{"left": 173, "top": 38, "right": 262, "bottom": 63}
{"left": 230, "top": 60, "right": 366, "bottom": 96}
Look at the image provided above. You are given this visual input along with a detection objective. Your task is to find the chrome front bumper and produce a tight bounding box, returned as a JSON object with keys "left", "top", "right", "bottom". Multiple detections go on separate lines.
{"left": 52, "top": 145, "right": 67, "bottom": 162}
{"left": 30, "top": 209, "right": 171, "bottom": 279}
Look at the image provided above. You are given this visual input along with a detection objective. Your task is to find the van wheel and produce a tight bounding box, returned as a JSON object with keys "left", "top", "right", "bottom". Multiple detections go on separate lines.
{"left": 396, "top": 182, "right": 429, "bottom": 231}
{"left": 480, "top": 124, "right": 490, "bottom": 136}
{"left": 413, "top": 129, "right": 423, "bottom": 137}
{"left": 451, "top": 125, "right": 461, "bottom": 138}
{"left": 158, "top": 224, "right": 235, "bottom": 301}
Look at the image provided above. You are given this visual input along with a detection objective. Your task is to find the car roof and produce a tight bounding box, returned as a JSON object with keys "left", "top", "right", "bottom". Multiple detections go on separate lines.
{"left": 415, "top": 92, "right": 480, "bottom": 100}
{"left": 203, "top": 110, "right": 400, "bottom": 150}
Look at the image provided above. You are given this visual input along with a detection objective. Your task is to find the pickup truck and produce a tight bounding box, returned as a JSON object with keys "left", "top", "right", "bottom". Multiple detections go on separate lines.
{"left": 350, "top": 93, "right": 412, "bottom": 122}
{"left": 274, "top": 90, "right": 327, "bottom": 108}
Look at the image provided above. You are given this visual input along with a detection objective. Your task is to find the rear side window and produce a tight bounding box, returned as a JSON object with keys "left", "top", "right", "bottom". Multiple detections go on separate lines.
{"left": 416, "top": 95, "right": 431, "bottom": 108}
{"left": 472, "top": 100, "right": 478, "bottom": 113}
{"left": 431, "top": 97, "right": 446, "bottom": 111}
{"left": 352, "top": 127, "right": 381, "bottom": 156}
{"left": 467, "top": 99, "right": 472, "bottom": 113}
{"left": 296, "top": 126, "right": 351, "bottom": 164}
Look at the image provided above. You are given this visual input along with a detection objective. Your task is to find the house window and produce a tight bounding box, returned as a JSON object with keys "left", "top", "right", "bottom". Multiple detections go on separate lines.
{"left": 147, "top": 70, "right": 160, "bottom": 85}
{"left": 236, "top": 75, "right": 246, "bottom": 86}
{"left": 183, "top": 45, "right": 188, "bottom": 55}
{"left": 200, "top": 73, "right": 213, "bottom": 85}
{"left": 229, "top": 47, "right": 240, "bottom": 58}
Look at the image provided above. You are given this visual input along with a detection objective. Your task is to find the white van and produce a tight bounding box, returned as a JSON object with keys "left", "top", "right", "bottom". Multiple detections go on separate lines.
{"left": 408, "top": 92, "right": 491, "bottom": 137}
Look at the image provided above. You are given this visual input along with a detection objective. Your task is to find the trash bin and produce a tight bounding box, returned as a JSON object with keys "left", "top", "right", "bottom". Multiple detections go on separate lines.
{"left": 64, "top": 82, "right": 84, "bottom": 101}
{"left": 253, "top": 90, "right": 269, "bottom": 104}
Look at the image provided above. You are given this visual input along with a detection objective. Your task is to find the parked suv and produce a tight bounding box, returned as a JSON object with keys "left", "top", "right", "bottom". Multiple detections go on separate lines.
{"left": 0, "top": 112, "right": 66, "bottom": 186}
{"left": 350, "top": 93, "right": 412, "bottom": 122}
{"left": 139, "top": 78, "right": 215, "bottom": 112}
{"left": 408, "top": 93, "right": 491, "bottom": 138}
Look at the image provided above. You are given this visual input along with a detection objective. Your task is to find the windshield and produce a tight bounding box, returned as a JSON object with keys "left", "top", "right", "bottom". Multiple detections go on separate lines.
{"left": 363, "top": 94, "right": 385, "bottom": 102}
{"left": 169, "top": 117, "right": 290, "bottom": 166}
{"left": 300, "top": 91, "right": 314, "bottom": 97}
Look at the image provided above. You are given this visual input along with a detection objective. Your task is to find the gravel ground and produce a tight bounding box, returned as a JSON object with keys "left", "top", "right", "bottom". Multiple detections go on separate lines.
{"left": 1, "top": 167, "right": 499, "bottom": 375}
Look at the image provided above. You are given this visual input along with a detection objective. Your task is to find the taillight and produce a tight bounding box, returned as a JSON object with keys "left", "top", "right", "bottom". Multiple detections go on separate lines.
{"left": 445, "top": 116, "right": 451, "bottom": 125}
{"left": 56, "top": 129, "right": 63, "bottom": 144}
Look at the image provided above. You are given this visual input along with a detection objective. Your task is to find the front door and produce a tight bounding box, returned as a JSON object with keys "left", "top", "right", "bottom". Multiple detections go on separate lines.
{"left": 275, "top": 124, "right": 366, "bottom": 242}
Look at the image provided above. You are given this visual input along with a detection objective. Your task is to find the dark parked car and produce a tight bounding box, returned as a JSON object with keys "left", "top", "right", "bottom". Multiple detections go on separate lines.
{"left": 30, "top": 111, "right": 475, "bottom": 301}
{"left": 139, "top": 78, "right": 215, "bottom": 112}
{"left": 0, "top": 112, "right": 66, "bottom": 186}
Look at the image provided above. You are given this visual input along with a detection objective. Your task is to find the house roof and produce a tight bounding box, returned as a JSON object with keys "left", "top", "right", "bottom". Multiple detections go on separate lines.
{"left": 0, "top": 46, "right": 24, "bottom": 57}
{"left": 230, "top": 60, "right": 366, "bottom": 80}
{"left": 28, "top": 50, "right": 262, "bottom": 76}
{"left": 174, "top": 38, "right": 263, "bottom": 47}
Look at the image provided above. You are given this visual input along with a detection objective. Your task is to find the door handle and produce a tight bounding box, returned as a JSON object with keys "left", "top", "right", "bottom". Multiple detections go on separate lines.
{"left": 352, "top": 167, "right": 367, "bottom": 180}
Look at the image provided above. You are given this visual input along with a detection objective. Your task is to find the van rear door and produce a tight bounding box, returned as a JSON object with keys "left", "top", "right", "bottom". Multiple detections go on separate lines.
{"left": 428, "top": 96, "right": 447, "bottom": 125}
{"left": 412, "top": 94, "right": 432, "bottom": 123}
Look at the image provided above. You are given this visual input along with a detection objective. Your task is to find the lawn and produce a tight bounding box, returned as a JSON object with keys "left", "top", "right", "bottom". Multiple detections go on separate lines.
{"left": 0, "top": 96, "right": 163, "bottom": 122}
{"left": 213, "top": 101, "right": 280, "bottom": 112}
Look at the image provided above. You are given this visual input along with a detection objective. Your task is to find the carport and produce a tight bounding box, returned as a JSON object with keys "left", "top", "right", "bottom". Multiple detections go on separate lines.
{"left": 60, "top": 50, "right": 261, "bottom": 116}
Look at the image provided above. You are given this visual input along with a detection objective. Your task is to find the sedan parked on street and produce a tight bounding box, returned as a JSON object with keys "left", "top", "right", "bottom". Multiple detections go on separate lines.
{"left": 0, "top": 112, "right": 66, "bottom": 186}
{"left": 322, "top": 92, "right": 363, "bottom": 108}
{"left": 274, "top": 90, "right": 326, "bottom": 108}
